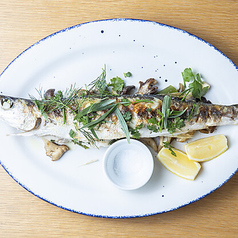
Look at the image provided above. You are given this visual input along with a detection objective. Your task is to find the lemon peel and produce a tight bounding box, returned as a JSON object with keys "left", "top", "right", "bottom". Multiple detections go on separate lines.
{"left": 185, "top": 134, "right": 228, "bottom": 162}
{"left": 157, "top": 148, "right": 201, "bottom": 180}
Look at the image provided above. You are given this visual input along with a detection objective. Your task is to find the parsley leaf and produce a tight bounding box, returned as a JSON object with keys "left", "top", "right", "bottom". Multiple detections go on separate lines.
{"left": 120, "top": 98, "right": 131, "bottom": 106}
{"left": 147, "top": 118, "right": 157, "bottom": 124}
{"left": 129, "top": 123, "right": 143, "bottom": 139}
{"left": 147, "top": 125, "right": 159, "bottom": 132}
{"left": 181, "top": 68, "right": 209, "bottom": 100}
{"left": 108, "top": 76, "right": 124, "bottom": 93}
{"left": 167, "top": 117, "right": 185, "bottom": 134}
{"left": 124, "top": 72, "right": 132, "bottom": 78}
{"left": 150, "top": 95, "right": 186, "bottom": 134}
{"left": 123, "top": 111, "right": 132, "bottom": 121}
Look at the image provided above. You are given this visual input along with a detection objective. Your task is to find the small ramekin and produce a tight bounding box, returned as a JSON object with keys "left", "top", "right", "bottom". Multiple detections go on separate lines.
{"left": 103, "top": 139, "right": 154, "bottom": 190}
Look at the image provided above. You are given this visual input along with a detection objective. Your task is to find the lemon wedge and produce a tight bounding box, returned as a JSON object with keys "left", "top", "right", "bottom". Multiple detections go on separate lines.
{"left": 157, "top": 148, "right": 201, "bottom": 180}
{"left": 185, "top": 134, "right": 228, "bottom": 162}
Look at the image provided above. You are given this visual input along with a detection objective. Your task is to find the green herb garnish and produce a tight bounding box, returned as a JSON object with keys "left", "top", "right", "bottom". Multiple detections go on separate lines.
{"left": 123, "top": 111, "right": 132, "bottom": 121}
{"left": 107, "top": 76, "right": 124, "bottom": 93}
{"left": 147, "top": 125, "right": 159, "bottom": 132}
{"left": 69, "top": 129, "right": 76, "bottom": 138}
{"left": 69, "top": 129, "right": 89, "bottom": 149}
{"left": 158, "top": 85, "right": 177, "bottom": 94}
{"left": 163, "top": 140, "right": 176, "bottom": 157}
{"left": 167, "top": 117, "right": 185, "bottom": 134}
{"left": 88, "top": 65, "right": 107, "bottom": 95}
{"left": 147, "top": 118, "right": 157, "bottom": 124}
{"left": 146, "top": 95, "right": 187, "bottom": 134}
{"left": 124, "top": 72, "right": 132, "bottom": 78}
{"left": 80, "top": 104, "right": 117, "bottom": 130}
{"left": 120, "top": 98, "right": 131, "bottom": 106}
{"left": 75, "top": 99, "right": 115, "bottom": 121}
{"left": 129, "top": 123, "right": 143, "bottom": 139}
{"left": 181, "top": 68, "right": 209, "bottom": 100}
{"left": 115, "top": 108, "right": 130, "bottom": 143}
{"left": 31, "top": 85, "right": 79, "bottom": 124}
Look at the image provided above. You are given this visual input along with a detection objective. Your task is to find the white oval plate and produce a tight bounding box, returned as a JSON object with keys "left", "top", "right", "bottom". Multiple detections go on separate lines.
{"left": 0, "top": 19, "right": 237, "bottom": 218}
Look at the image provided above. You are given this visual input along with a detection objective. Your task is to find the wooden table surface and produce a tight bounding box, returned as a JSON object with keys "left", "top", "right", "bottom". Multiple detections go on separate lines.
{"left": 0, "top": 0, "right": 238, "bottom": 237}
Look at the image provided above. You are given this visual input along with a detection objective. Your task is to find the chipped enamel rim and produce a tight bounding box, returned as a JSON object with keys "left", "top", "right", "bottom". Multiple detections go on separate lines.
{"left": 0, "top": 19, "right": 237, "bottom": 218}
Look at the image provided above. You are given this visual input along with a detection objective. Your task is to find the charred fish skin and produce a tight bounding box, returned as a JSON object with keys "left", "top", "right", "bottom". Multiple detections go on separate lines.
{"left": 88, "top": 95, "right": 238, "bottom": 140}
{"left": 0, "top": 93, "right": 238, "bottom": 145}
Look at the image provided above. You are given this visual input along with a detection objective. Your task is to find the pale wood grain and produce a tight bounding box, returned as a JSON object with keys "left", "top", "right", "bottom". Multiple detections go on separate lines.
{"left": 0, "top": 0, "right": 238, "bottom": 237}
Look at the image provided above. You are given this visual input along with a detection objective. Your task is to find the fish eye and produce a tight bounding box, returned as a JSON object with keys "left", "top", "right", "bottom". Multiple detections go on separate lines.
{"left": 1, "top": 98, "right": 14, "bottom": 110}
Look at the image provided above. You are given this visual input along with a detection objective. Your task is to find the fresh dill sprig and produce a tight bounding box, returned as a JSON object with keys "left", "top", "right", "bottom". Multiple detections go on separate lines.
{"left": 78, "top": 128, "right": 98, "bottom": 147}
{"left": 31, "top": 84, "right": 80, "bottom": 124}
{"left": 88, "top": 65, "right": 108, "bottom": 95}
{"left": 69, "top": 129, "right": 89, "bottom": 149}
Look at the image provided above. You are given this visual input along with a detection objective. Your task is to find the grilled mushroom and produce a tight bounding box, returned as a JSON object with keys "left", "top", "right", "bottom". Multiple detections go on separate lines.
{"left": 137, "top": 78, "right": 158, "bottom": 95}
{"left": 43, "top": 138, "right": 69, "bottom": 161}
{"left": 120, "top": 85, "right": 135, "bottom": 95}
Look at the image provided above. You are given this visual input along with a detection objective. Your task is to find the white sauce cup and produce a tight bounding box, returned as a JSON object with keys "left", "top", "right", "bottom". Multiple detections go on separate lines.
{"left": 103, "top": 139, "right": 154, "bottom": 190}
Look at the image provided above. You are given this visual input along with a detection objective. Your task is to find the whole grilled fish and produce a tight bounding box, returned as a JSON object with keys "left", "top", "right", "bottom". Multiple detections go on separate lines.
{"left": 0, "top": 93, "right": 237, "bottom": 148}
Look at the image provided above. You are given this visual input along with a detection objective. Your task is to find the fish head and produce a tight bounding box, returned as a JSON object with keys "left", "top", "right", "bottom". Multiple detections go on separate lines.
{"left": 0, "top": 95, "right": 39, "bottom": 131}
